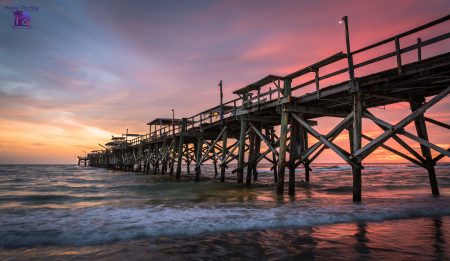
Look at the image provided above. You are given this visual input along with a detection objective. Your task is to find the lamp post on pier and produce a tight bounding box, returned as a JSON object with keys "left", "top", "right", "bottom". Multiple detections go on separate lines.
{"left": 340, "top": 15, "right": 362, "bottom": 202}
{"left": 339, "top": 16, "right": 355, "bottom": 80}
{"left": 219, "top": 80, "right": 224, "bottom": 127}
{"left": 171, "top": 109, "right": 175, "bottom": 135}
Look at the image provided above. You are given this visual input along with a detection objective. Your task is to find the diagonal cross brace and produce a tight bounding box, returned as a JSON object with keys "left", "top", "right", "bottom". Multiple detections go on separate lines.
{"left": 249, "top": 122, "right": 279, "bottom": 156}
{"left": 196, "top": 126, "right": 227, "bottom": 168}
{"left": 364, "top": 110, "right": 425, "bottom": 162}
{"left": 353, "top": 86, "right": 450, "bottom": 160}
{"left": 363, "top": 110, "right": 450, "bottom": 159}
{"left": 231, "top": 133, "right": 285, "bottom": 174}
{"left": 434, "top": 148, "right": 450, "bottom": 163}
{"left": 220, "top": 128, "right": 251, "bottom": 167}
{"left": 201, "top": 140, "right": 224, "bottom": 164}
{"left": 294, "top": 112, "right": 354, "bottom": 167}
{"left": 291, "top": 113, "right": 358, "bottom": 168}
{"left": 361, "top": 132, "right": 425, "bottom": 167}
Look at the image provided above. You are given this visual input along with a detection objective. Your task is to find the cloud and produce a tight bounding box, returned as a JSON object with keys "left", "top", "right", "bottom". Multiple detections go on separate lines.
{"left": 0, "top": 0, "right": 449, "bottom": 163}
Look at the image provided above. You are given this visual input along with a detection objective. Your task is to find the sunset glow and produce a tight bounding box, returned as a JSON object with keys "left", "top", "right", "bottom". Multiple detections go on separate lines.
{"left": 0, "top": 0, "right": 449, "bottom": 163}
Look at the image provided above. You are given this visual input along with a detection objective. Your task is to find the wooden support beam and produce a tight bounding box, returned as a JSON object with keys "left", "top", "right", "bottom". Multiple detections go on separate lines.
{"left": 277, "top": 85, "right": 290, "bottom": 195}
{"left": 286, "top": 104, "right": 350, "bottom": 118}
{"left": 195, "top": 137, "right": 203, "bottom": 181}
{"left": 220, "top": 127, "right": 228, "bottom": 182}
{"left": 213, "top": 150, "right": 218, "bottom": 178}
{"left": 433, "top": 148, "right": 450, "bottom": 163}
{"left": 401, "top": 132, "right": 450, "bottom": 158}
{"left": 314, "top": 69, "right": 320, "bottom": 99}
{"left": 196, "top": 126, "right": 227, "bottom": 168}
{"left": 363, "top": 110, "right": 449, "bottom": 159}
{"left": 351, "top": 87, "right": 363, "bottom": 202}
{"left": 410, "top": 98, "right": 439, "bottom": 195}
{"left": 425, "top": 117, "right": 450, "bottom": 130}
{"left": 186, "top": 144, "right": 191, "bottom": 175}
{"left": 353, "top": 86, "right": 450, "bottom": 160}
{"left": 221, "top": 138, "right": 242, "bottom": 167}
{"left": 176, "top": 118, "right": 187, "bottom": 179}
{"left": 253, "top": 122, "right": 261, "bottom": 181}
{"left": 296, "top": 112, "right": 353, "bottom": 167}
{"left": 302, "top": 128, "right": 311, "bottom": 182}
{"left": 289, "top": 117, "right": 300, "bottom": 195}
{"left": 246, "top": 127, "right": 255, "bottom": 186}
{"left": 237, "top": 117, "right": 248, "bottom": 183}
{"left": 269, "top": 128, "right": 278, "bottom": 183}
{"left": 249, "top": 123, "right": 278, "bottom": 156}
{"left": 231, "top": 134, "right": 285, "bottom": 174}
{"left": 170, "top": 138, "right": 177, "bottom": 175}
{"left": 361, "top": 132, "right": 424, "bottom": 167}
{"left": 395, "top": 37, "right": 403, "bottom": 74}
{"left": 161, "top": 139, "right": 167, "bottom": 174}
{"left": 200, "top": 140, "right": 220, "bottom": 164}
{"left": 291, "top": 113, "right": 357, "bottom": 168}
{"left": 363, "top": 110, "right": 425, "bottom": 162}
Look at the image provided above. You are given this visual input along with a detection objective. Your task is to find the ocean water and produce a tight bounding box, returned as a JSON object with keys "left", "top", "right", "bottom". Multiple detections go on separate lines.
{"left": 0, "top": 163, "right": 449, "bottom": 260}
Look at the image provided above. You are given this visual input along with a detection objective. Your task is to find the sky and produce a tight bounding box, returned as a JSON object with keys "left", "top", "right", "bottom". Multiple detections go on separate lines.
{"left": 0, "top": 0, "right": 449, "bottom": 164}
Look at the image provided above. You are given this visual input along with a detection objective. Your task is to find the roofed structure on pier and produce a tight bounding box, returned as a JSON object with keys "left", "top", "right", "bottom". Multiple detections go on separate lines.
{"left": 233, "top": 74, "right": 282, "bottom": 95}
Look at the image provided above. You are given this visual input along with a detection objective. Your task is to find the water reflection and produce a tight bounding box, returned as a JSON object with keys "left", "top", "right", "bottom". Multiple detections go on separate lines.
{"left": 433, "top": 217, "right": 445, "bottom": 260}
{"left": 354, "top": 223, "right": 369, "bottom": 259}
{"left": 2, "top": 216, "right": 447, "bottom": 260}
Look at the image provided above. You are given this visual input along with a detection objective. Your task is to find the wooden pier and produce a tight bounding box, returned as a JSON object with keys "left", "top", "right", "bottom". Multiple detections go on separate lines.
{"left": 85, "top": 15, "right": 450, "bottom": 201}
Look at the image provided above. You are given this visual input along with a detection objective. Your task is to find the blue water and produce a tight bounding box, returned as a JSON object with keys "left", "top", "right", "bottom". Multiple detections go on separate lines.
{"left": 0, "top": 163, "right": 449, "bottom": 260}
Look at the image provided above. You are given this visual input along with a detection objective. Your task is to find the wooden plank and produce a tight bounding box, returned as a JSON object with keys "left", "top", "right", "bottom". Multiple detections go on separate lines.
{"left": 276, "top": 104, "right": 289, "bottom": 195}
{"left": 425, "top": 117, "right": 450, "bottom": 129}
{"left": 237, "top": 118, "right": 248, "bottom": 184}
{"left": 353, "top": 86, "right": 450, "bottom": 160}
{"left": 249, "top": 123, "right": 278, "bottom": 156}
{"left": 220, "top": 127, "right": 228, "bottom": 182}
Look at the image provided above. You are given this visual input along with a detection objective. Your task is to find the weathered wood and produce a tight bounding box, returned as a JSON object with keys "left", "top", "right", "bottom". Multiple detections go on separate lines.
{"left": 295, "top": 112, "right": 353, "bottom": 167}
{"left": 302, "top": 125, "right": 310, "bottom": 182}
{"left": 417, "top": 37, "right": 422, "bottom": 61}
{"left": 213, "top": 151, "right": 218, "bottom": 178}
{"left": 361, "top": 132, "right": 424, "bottom": 167}
{"left": 363, "top": 110, "right": 425, "bottom": 162}
{"left": 395, "top": 37, "right": 403, "bottom": 74}
{"left": 425, "top": 117, "right": 450, "bottom": 130}
{"left": 352, "top": 88, "right": 363, "bottom": 202}
{"left": 433, "top": 148, "right": 450, "bottom": 163}
{"left": 342, "top": 16, "right": 355, "bottom": 80}
{"left": 289, "top": 118, "right": 300, "bottom": 195}
{"left": 176, "top": 118, "right": 187, "bottom": 179}
{"left": 253, "top": 122, "right": 261, "bottom": 181}
{"left": 246, "top": 127, "right": 255, "bottom": 186}
{"left": 170, "top": 138, "right": 177, "bottom": 175}
{"left": 291, "top": 113, "right": 357, "bottom": 168}
{"left": 353, "top": 86, "right": 450, "bottom": 160}
{"left": 196, "top": 126, "right": 227, "bottom": 168}
{"left": 410, "top": 98, "right": 439, "bottom": 196}
{"left": 249, "top": 123, "right": 278, "bottom": 156}
{"left": 237, "top": 117, "right": 248, "bottom": 184}
{"left": 195, "top": 137, "right": 203, "bottom": 181}
{"left": 220, "top": 127, "right": 228, "bottom": 182}
{"left": 269, "top": 128, "right": 278, "bottom": 183}
{"left": 277, "top": 104, "right": 290, "bottom": 195}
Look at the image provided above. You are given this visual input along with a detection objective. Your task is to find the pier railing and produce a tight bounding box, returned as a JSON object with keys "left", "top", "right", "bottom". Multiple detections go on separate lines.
{"left": 112, "top": 14, "right": 450, "bottom": 150}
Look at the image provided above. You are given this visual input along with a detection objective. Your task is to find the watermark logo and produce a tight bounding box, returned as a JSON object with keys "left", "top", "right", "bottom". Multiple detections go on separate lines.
{"left": 13, "top": 10, "right": 31, "bottom": 27}
{"left": 5, "top": 5, "right": 39, "bottom": 29}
